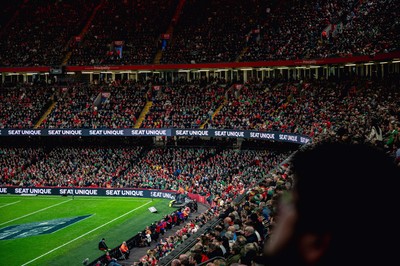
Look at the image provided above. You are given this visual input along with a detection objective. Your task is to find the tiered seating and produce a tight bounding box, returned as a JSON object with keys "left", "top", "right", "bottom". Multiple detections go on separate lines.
{"left": 141, "top": 83, "right": 227, "bottom": 128}
{"left": 1, "top": 78, "right": 399, "bottom": 266}
{"left": 0, "top": 0, "right": 23, "bottom": 33}
{"left": 1, "top": 0, "right": 398, "bottom": 66}
{"left": 160, "top": 0, "right": 266, "bottom": 64}
{"left": 68, "top": 0, "right": 178, "bottom": 65}
{"left": 316, "top": 0, "right": 400, "bottom": 57}
{"left": 207, "top": 77, "right": 400, "bottom": 149}
{"left": 242, "top": 0, "right": 399, "bottom": 61}
{"left": 0, "top": 147, "right": 44, "bottom": 184}
{"left": 0, "top": 84, "right": 54, "bottom": 128}
{"left": 1, "top": 78, "right": 398, "bottom": 154}
{"left": 0, "top": 0, "right": 98, "bottom": 66}
{"left": 20, "top": 146, "right": 143, "bottom": 187}
{"left": 0, "top": 142, "right": 290, "bottom": 198}
{"left": 40, "top": 81, "right": 147, "bottom": 129}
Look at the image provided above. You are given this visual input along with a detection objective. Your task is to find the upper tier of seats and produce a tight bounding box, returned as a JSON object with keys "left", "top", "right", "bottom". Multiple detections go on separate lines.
{"left": 0, "top": 0, "right": 398, "bottom": 67}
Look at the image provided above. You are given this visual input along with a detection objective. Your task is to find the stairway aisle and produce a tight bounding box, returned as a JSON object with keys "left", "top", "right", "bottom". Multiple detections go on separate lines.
{"left": 134, "top": 101, "right": 153, "bottom": 129}
{"left": 34, "top": 102, "right": 57, "bottom": 129}
{"left": 61, "top": 0, "right": 106, "bottom": 65}
{"left": 153, "top": 0, "right": 187, "bottom": 64}
{"left": 123, "top": 202, "right": 210, "bottom": 265}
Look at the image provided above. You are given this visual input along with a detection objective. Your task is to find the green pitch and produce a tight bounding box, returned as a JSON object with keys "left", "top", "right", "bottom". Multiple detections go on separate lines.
{"left": 0, "top": 195, "right": 175, "bottom": 266}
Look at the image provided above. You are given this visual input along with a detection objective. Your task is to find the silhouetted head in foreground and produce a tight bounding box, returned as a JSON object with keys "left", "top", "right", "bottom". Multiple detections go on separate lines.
{"left": 262, "top": 140, "right": 400, "bottom": 266}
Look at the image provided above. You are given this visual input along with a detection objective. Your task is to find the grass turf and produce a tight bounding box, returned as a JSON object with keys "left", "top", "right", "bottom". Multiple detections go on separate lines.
{"left": 0, "top": 195, "right": 175, "bottom": 266}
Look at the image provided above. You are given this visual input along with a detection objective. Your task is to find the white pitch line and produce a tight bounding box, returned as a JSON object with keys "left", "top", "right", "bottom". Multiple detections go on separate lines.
{"left": 0, "top": 200, "right": 21, "bottom": 208}
{"left": 0, "top": 199, "right": 72, "bottom": 227}
{"left": 21, "top": 200, "right": 153, "bottom": 266}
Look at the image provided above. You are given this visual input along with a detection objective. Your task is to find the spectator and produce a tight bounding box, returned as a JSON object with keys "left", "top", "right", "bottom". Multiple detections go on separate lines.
{"left": 246, "top": 212, "right": 265, "bottom": 244}
{"left": 105, "top": 252, "right": 122, "bottom": 266}
{"left": 98, "top": 238, "right": 110, "bottom": 252}
{"left": 119, "top": 241, "right": 129, "bottom": 260}
{"left": 225, "top": 242, "right": 242, "bottom": 265}
{"left": 145, "top": 227, "right": 152, "bottom": 247}
{"left": 107, "top": 258, "right": 122, "bottom": 266}
{"left": 261, "top": 141, "right": 400, "bottom": 266}
{"left": 178, "top": 253, "right": 191, "bottom": 266}
{"left": 240, "top": 242, "right": 260, "bottom": 266}
{"left": 171, "top": 258, "right": 182, "bottom": 266}
{"left": 206, "top": 242, "right": 224, "bottom": 260}
{"left": 190, "top": 243, "right": 209, "bottom": 264}
{"left": 243, "top": 225, "right": 259, "bottom": 244}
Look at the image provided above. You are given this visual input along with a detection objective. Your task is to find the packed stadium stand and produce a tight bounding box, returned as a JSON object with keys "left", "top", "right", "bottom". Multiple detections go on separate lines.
{"left": 0, "top": 0, "right": 399, "bottom": 265}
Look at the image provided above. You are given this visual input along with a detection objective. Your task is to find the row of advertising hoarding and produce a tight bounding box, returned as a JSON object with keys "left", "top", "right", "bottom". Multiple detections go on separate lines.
{"left": 0, "top": 186, "right": 211, "bottom": 204}
{"left": 0, "top": 128, "right": 311, "bottom": 144}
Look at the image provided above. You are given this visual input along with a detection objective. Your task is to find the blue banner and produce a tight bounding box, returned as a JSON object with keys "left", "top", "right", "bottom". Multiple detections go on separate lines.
{"left": 0, "top": 186, "right": 177, "bottom": 199}
{"left": 0, "top": 128, "right": 311, "bottom": 144}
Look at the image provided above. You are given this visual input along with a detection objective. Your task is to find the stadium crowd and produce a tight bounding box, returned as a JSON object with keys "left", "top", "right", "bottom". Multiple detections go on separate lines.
{"left": 2, "top": 74, "right": 399, "bottom": 266}
{"left": 38, "top": 80, "right": 148, "bottom": 129}
{"left": 0, "top": 84, "right": 54, "bottom": 128}
{"left": 141, "top": 83, "right": 226, "bottom": 129}
{"left": 207, "top": 76, "right": 400, "bottom": 148}
{"left": 67, "top": 0, "right": 177, "bottom": 66}
{"left": 123, "top": 150, "right": 296, "bottom": 266}
{"left": 0, "top": 1, "right": 399, "bottom": 265}
{"left": 2, "top": 76, "right": 398, "bottom": 158}
{"left": 0, "top": 0, "right": 98, "bottom": 66}
{"left": 0, "top": 141, "right": 290, "bottom": 195}
{"left": 1, "top": 0, "right": 399, "bottom": 67}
